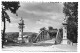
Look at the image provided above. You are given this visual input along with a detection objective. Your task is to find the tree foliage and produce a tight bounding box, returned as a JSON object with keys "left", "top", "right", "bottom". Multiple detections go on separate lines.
{"left": 48, "top": 26, "right": 53, "bottom": 30}
{"left": 40, "top": 27, "right": 46, "bottom": 31}
{"left": 2, "top": 2, "right": 20, "bottom": 22}
{"left": 63, "top": 2, "right": 78, "bottom": 43}
{"left": 2, "top": 2, "right": 20, "bottom": 48}
{"left": 5, "top": 32, "right": 19, "bottom": 42}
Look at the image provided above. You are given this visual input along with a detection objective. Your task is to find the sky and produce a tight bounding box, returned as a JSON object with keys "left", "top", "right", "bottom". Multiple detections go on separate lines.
{"left": 1, "top": 2, "right": 65, "bottom": 33}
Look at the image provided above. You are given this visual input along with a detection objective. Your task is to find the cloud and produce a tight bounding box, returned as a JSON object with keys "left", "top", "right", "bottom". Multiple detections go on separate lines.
{"left": 4, "top": 2, "right": 64, "bottom": 32}
{"left": 9, "top": 23, "right": 18, "bottom": 27}
{"left": 36, "top": 19, "right": 50, "bottom": 24}
{"left": 36, "top": 19, "right": 53, "bottom": 27}
{"left": 18, "top": 7, "right": 54, "bottom": 17}
{"left": 17, "top": 6, "right": 64, "bottom": 23}
{"left": 49, "top": 15, "right": 58, "bottom": 20}
{"left": 17, "top": 2, "right": 64, "bottom": 19}
{"left": 36, "top": 19, "right": 62, "bottom": 29}
{"left": 20, "top": 2, "right": 63, "bottom": 13}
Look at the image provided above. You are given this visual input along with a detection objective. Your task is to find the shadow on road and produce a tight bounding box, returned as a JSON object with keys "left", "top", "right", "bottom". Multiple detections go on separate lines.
{"left": 3, "top": 42, "right": 54, "bottom": 48}
{"left": 32, "top": 43, "right": 54, "bottom": 47}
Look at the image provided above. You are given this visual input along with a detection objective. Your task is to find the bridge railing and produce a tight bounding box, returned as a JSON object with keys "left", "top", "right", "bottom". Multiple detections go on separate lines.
{"left": 34, "top": 30, "right": 50, "bottom": 43}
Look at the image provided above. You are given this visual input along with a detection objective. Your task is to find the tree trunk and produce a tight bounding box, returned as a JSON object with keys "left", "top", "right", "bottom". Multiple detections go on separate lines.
{"left": 2, "top": 17, "right": 6, "bottom": 48}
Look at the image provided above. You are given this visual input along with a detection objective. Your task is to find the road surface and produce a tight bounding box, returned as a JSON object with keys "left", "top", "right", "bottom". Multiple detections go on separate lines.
{"left": 2, "top": 39, "right": 77, "bottom": 52}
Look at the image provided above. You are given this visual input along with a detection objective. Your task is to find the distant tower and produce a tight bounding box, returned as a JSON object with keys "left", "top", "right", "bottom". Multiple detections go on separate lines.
{"left": 18, "top": 17, "right": 25, "bottom": 43}
{"left": 62, "top": 17, "right": 67, "bottom": 44}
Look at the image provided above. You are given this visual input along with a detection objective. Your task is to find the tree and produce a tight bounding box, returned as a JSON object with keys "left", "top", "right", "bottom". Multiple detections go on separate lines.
{"left": 48, "top": 26, "right": 54, "bottom": 39}
{"left": 2, "top": 2, "right": 20, "bottom": 48}
{"left": 30, "top": 33, "right": 37, "bottom": 43}
{"left": 48, "top": 26, "right": 53, "bottom": 30}
{"left": 40, "top": 27, "right": 46, "bottom": 31}
{"left": 63, "top": 2, "right": 78, "bottom": 43}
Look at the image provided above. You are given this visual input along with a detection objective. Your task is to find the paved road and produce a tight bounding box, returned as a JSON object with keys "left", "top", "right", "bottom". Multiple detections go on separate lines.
{"left": 2, "top": 39, "right": 77, "bottom": 52}
{"left": 3, "top": 46, "right": 64, "bottom": 52}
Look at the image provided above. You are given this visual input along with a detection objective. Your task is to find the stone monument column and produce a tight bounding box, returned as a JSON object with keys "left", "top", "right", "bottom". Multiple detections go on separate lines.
{"left": 18, "top": 17, "right": 25, "bottom": 43}
{"left": 62, "top": 19, "right": 67, "bottom": 44}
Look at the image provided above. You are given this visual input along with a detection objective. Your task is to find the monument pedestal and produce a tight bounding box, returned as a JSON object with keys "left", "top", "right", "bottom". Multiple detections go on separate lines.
{"left": 61, "top": 27, "right": 68, "bottom": 44}
{"left": 62, "top": 39, "right": 68, "bottom": 44}
{"left": 17, "top": 37, "right": 22, "bottom": 43}
{"left": 61, "top": 30, "right": 68, "bottom": 44}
